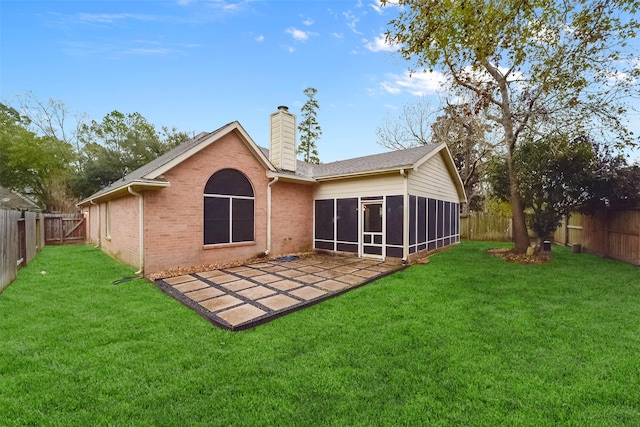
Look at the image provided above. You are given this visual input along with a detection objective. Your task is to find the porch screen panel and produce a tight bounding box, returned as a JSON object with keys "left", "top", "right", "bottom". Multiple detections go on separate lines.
{"left": 444, "top": 201, "right": 451, "bottom": 245}
{"left": 314, "top": 199, "right": 334, "bottom": 240}
{"left": 385, "top": 195, "right": 404, "bottom": 258}
{"left": 409, "top": 196, "right": 417, "bottom": 247}
{"left": 314, "top": 199, "right": 335, "bottom": 250}
{"left": 428, "top": 198, "right": 437, "bottom": 251}
{"left": 337, "top": 198, "right": 358, "bottom": 242}
{"left": 437, "top": 200, "right": 445, "bottom": 240}
{"left": 335, "top": 198, "right": 358, "bottom": 253}
{"left": 386, "top": 196, "right": 403, "bottom": 245}
{"left": 418, "top": 196, "right": 427, "bottom": 250}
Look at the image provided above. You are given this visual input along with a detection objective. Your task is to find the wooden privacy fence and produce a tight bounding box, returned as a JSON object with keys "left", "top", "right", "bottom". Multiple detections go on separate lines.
{"left": 555, "top": 209, "right": 640, "bottom": 266}
{"left": 460, "top": 212, "right": 513, "bottom": 242}
{"left": 1, "top": 210, "right": 44, "bottom": 293}
{"left": 44, "top": 213, "right": 86, "bottom": 245}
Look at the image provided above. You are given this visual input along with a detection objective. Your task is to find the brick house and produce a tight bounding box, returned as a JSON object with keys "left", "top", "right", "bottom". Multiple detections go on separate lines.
{"left": 78, "top": 106, "right": 466, "bottom": 276}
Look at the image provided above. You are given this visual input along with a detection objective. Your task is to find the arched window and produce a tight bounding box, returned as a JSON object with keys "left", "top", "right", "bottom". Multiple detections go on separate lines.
{"left": 204, "top": 169, "right": 254, "bottom": 245}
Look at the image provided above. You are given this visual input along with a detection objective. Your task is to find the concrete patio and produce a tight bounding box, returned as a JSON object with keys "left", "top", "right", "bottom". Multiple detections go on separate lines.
{"left": 154, "top": 254, "right": 404, "bottom": 330}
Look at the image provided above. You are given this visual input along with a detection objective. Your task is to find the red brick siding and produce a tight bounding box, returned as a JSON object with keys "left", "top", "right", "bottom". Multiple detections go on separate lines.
{"left": 82, "top": 131, "right": 318, "bottom": 275}
{"left": 143, "top": 132, "right": 270, "bottom": 274}
{"left": 270, "top": 181, "right": 314, "bottom": 255}
{"left": 101, "top": 196, "right": 140, "bottom": 268}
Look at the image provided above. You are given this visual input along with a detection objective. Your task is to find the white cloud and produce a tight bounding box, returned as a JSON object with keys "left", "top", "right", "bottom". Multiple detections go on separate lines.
{"left": 76, "top": 13, "right": 158, "bottom": 24}
{"left": 286, "top": 27, "right": 309, "bottom": 42}
{"left": 364, "top": 34, "right": 395, "bottom": 52}
{"left": 381, "top": 71, "right": 447, "bottom": 96}
{"left": 343, "top": 11, "right": 362, "bottom": 35}
{"left": 332, "top": 32, "right": 343, "bottom": 39}
{"left": 255, "top": 35, "right": 265, "bottom": 42}
{"left": 302, "top": 18, "right": 314, "bottom": 26}
{"left": 371, "top": 0, "right": 400, "bottom": 13}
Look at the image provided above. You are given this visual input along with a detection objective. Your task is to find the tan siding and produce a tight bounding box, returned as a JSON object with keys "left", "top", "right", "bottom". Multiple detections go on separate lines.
{"left": 269, "top": 109, "right": 297, "bottom": 171}
{"left": 408, "top": 152, "right": 460, "bottom": 202}
{"left": 314, "top": 173, "right": 405, "bottom": 199}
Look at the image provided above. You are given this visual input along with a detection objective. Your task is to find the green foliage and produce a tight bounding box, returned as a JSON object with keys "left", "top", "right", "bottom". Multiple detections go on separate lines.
{"left": 297, "top": 87, "right": 322, "bottom": 164}
{"left": 487, "top": 134, "right": 639, "bottom": 243}
{"left": 0, "top": 103, "right": 76, "bottom": 210}
{"left": 2, "top": 242, "right": 640, "bottom": 425}
{"left": 72, "top": 111, "right": 190, "bottom": 198}
{"left": 382, "top": 0, "right": 640, "bottom": 251}
{"left": 2, "top": 94, "right": 193, "bottom": 205}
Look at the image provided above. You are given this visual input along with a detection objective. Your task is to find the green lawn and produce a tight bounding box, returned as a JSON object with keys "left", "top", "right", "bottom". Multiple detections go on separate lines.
{"left": 1, "top": 242, "right": 639, "bottom": 426}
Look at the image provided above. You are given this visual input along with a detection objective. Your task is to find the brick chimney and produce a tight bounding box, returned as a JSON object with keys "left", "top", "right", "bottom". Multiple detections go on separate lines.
{"left": 269, "top": 105, "right": 297, "bottom": 172}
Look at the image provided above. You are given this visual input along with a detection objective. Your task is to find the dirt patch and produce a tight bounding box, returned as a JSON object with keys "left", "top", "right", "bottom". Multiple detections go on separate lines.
{"left": 487, "top": 247, "right": 552, "bottom": 264}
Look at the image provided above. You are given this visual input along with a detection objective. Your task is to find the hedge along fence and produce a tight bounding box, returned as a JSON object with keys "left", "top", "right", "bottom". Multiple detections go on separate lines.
{"left": 1, "top": 210, "right": 44, "bottom": 293}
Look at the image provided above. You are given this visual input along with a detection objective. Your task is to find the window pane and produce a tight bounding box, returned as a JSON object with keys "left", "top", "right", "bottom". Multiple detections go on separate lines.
{"left": 205, "top": 169, "right": 254, "bottom": 196}
{"left": 204, "top": 197, "right": 230, "bottom": 244}
{"left": 232, "top": 198, "right": 254, "bottom": 242}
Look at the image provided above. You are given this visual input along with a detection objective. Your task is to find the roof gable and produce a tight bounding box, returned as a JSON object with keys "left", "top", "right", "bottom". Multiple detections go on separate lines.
{"left": 79, "top": 122, "right": 273, "bottom": 204}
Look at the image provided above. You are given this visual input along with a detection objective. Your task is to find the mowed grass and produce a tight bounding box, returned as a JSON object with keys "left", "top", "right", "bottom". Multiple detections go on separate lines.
{"left": 1, "top": 242, "right": 639, "bottom": 426}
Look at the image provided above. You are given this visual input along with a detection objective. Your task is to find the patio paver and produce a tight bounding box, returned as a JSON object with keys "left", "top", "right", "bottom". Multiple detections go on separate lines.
{"left": 154, "top": 254, "right": 404, "bottom": 330}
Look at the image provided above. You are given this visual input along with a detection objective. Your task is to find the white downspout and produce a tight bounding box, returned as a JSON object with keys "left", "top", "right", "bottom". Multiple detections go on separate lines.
{"left": 90, "top": 199, "right": 100, "bottom": 248}
{"left": 128, "top": 186, "right": 144, "bottom": 275}
{"left": 401, "top": 169, "right": 409, "bottom": 263}
{"left": 265, "top": 176, "right": 279, "bottom": 255}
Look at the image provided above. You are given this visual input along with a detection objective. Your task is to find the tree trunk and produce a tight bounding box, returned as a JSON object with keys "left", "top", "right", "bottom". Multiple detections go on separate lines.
{"left": 484, "top": 60, "right": 531, "bottom": 253}
{"left": 506, "top": 142, "right": 530, "bottom": 253}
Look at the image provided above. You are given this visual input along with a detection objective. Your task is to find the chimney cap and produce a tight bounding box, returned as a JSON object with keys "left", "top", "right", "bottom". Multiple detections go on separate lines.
{"left": 277, "top": 105, "right": 289, "bottom": 112}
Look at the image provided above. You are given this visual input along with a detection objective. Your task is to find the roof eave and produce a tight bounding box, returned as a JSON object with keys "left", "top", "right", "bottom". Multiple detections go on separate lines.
{"left": 315, "top": 167, "right": 407, "bottom": 181}
{"left": 77, "top": 180, "right": 170, "bottom": 206}
{"left": 266, "top": 171, "right": 317, "bottom": 184}
{"left": 143, "top": 122, "right": 275, "bottom": 180}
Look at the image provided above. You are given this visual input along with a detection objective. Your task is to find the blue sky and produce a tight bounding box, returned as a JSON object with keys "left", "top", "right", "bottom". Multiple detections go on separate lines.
{"left": 1, "top": 0, "right": 638, "bottom": 163}
{"left": 1, "top": 0, "right": 446, "bottom": 162}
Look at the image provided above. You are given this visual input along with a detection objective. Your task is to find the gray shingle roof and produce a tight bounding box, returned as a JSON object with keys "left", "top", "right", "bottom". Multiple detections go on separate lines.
{"left": 309, "top": 144, "right": 442, "bottom": 178}
{"left": 80, "top": 119, "right": 449, "bottom": 204}
{"left": 81, "top": 124, "right": 232, "bottom": 202}
{"left": 0, "top": 186, "right": 40, "bottom": 210}
{"left": 260, "top": 143, "right": 443, "bottom": 179}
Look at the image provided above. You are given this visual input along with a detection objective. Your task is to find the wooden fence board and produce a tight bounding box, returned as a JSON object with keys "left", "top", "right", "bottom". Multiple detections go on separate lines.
{"left": 44, "top": 214, "right": 86, "bottom": 245}
{"left": 460, "top": 212, "right": 513, "bottom": 242}
{"left": 25, "top": 211, "right": 37, "bottom": 264}
{"left": 1, "top": 209, "right": 21, "bottom": 293}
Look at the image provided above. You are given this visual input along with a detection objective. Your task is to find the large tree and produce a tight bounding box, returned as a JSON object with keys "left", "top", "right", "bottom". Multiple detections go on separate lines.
{"left": 376, "top": 96, "right": 437, "bottom": 150}
{"left": 73, "top": 110, "right": 190, "bottom": 198}
{"left": 0, "top": 103, "right": 76, "bottom": 211}
{"left": 298, "top": 87, "right": 322, "bottom": 164}
{"left": 382, "top": 0, "right": 640, "bottom": 252}
{"left": 488, "top": 134, "right": 594, "bottom": 247}
{"left": 376, "top": 97, "right": 495, "bottom": 212}
{"left": 431, "top": 102, "right": 496, "bottom": 212}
